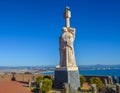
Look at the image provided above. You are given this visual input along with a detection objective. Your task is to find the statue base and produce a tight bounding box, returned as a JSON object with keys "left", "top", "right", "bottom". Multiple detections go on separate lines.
{"left": 54, "top": 67, "right": 80, "bottom": 93}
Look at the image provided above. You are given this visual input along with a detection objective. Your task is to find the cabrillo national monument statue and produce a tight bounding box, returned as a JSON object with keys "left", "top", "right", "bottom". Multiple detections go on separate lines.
{"left": 54, "top": 7, "right": 80, "bottom": 92}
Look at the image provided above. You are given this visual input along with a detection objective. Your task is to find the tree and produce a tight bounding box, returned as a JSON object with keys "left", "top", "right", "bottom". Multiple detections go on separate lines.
{"left": 80, "top": 76, "right": 86, "bottom": 86}
{"left": 41, "top": 78, "right": 53, "bottom": 93}
{"left": 43, "top": 75, "right": 54, "bottom": 87}
{"left": 36, "top": 76, "right": 43, "bottom": 83}
{"left": 36, "top": 76, "right": 43, "bottom": 89}
{"left": 90, "top": 77, "right": 103, "bottom": 88}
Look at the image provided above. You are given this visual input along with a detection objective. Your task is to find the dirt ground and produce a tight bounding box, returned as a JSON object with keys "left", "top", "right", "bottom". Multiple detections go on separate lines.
{"left": 0, "top": 80, "right": 32, "bottom": 93}
{"left": 0, "top": 74, "right": 91, "bottom": 93}
{"left": 0, "top": 73, "right": 38, "bottom": 93}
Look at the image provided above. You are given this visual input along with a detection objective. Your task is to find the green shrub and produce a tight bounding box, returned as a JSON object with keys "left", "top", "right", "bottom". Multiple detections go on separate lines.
{"left": 80, "top": 76, "right": 86, "bottom": 86}
{"left": 90, "top": 77, "right": 103, "bottom": 88}
{"left": 41, "top": 78, "right": 53, "bottom": 93}
{"left": 36, "top": 76, "right": 43, "bottom": 89}
{"left": 36, "top": 76, "right": 43, "bottom": 83}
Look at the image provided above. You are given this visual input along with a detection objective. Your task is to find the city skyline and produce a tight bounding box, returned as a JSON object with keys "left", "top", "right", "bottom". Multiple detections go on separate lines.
{"left": 0, "top": 0, "right": 120, "bottom": 66}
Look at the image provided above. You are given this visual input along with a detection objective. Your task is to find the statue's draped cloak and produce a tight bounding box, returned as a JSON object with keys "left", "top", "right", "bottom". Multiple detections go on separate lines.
{"left": 59, "top": 27, "right": 77, "bottom": 67}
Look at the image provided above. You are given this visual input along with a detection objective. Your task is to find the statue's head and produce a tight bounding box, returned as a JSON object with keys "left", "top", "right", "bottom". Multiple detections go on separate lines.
{"left": 64, "top": 6, "right": 71, "bottom": 19}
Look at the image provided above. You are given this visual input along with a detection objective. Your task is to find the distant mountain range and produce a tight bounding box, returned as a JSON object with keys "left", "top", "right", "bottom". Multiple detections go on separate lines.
{"left": 78, "top": 64, "right": 120, "bottom": 70}
{"left": 0, "top": 64, "right": 120, "bottom": 71}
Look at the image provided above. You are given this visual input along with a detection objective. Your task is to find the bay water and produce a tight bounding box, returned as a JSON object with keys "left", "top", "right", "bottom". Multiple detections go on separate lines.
{"left": 41, "top": 69, "right": 120, "bottom": 82}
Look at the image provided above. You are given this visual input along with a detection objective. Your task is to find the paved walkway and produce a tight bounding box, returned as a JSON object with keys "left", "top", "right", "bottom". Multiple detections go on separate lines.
{"left": 0, "top": 80, "right": 32, "bottom": 93}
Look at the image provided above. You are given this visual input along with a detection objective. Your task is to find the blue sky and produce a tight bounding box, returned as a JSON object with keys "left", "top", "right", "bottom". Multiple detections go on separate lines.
{"left": 0, "top": 0, "right": 120, "bottom": 66}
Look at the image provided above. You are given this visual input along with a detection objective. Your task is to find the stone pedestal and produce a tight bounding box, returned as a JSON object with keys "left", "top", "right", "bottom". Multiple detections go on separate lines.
{"left": 92, "top": 84, "right": 97, "bottom": 93}
{"left": 63, "top": 83, "right": 70, "bottom": 93}
{"left": 116, "top": 84, "right": 120, "bottom": 93}
{"left": 104, "top": 78, "right": 108, "bottom": 86}
{"left": 28, "top": 78, "right": 32, "bottom": 89}
{"left": 108, "top": 76, "right": 113, "bottom": 84}
{"left": 54, "top": 67, "right": 80, "bottom": 93}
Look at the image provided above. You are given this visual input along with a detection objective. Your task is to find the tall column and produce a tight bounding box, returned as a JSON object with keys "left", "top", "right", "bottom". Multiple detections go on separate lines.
{"left": 64, "top": 6, "right": 71, "bottom": 27}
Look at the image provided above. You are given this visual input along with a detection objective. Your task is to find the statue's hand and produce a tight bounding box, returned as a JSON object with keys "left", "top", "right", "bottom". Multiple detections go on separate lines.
{"left": 68, "top": 28, "right": 75, "bottom": 34}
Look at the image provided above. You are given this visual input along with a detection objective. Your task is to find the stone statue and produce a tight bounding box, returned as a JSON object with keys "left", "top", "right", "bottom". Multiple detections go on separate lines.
{"left": 59, "top": 27, "right": 76, "bottom": 67}
{"left": 54, "top": 7, "right": 80, "bottom": 91}
{"left": 59, "top": 7, "right": 77, "bottom": 68}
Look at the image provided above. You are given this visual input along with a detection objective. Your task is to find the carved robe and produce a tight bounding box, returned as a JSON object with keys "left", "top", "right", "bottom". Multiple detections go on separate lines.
{"left": 59, "top": 27, "right": 77, "bottom": 67}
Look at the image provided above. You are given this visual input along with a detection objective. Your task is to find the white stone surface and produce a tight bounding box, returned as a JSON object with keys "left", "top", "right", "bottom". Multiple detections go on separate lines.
{"left": 58, "top": 7, "right": 78, "bottom": 70}
{"left": 54, "top": 7, "right": 80, "bottom": 90}
{"left": 56, "top": 66, "right": 78, "bottom": 71}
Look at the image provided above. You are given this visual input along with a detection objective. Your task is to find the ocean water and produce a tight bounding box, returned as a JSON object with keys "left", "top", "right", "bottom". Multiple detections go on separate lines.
{"left": 41, "top": 69, "right": 120, "bottom": 82}
{"left": 80, "top": 69, "right": 120, "bottom": 76}
{"left": 80, "top": 69, "right": 120, "bottom": 82}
